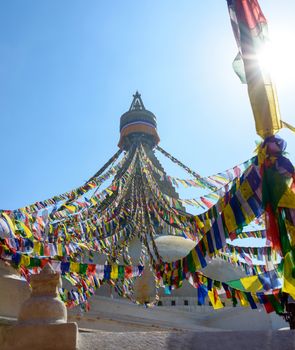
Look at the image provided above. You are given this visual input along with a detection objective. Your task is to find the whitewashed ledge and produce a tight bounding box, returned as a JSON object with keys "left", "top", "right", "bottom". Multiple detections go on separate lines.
{"left": 79, "top": 330, "right": 295, "bottom": 350}
{"left": 2, "top": 317, "right": 294, "bottom": 349}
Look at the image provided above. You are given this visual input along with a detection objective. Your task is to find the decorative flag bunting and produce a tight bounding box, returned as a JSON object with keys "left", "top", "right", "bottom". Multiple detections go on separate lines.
{"left": 0, "top": 127, "right": 294, "bottom": 316}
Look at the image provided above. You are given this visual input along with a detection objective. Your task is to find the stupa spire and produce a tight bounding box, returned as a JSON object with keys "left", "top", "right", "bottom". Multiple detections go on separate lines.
{"left": 118, "top": 92, "right": 160, "bottom": 150}
{"left": 129, "top": 91, "right": 145, "bottom": 111}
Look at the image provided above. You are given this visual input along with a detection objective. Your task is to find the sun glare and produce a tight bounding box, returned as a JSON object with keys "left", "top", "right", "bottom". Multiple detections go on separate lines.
{"left": 258, "top": 30, "right": 295, "bottom": 87}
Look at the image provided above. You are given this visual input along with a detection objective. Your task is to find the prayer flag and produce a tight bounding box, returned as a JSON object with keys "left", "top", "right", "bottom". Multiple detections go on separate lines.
{"left": 70, "top": 262, "right": 80, "bottom": 273}
{"left": 111, "top": 265, "right": 119, "bottom": 279}
{"left": 20, "top": 255, "right": 30, "bottom": 267}
{"left": 227, "top": 0, "right": 281, "bottom": 138}
{"left": 240, "top": 275, "right": 263, "bottom": 292}
{"left": 236, "top": 290, "right": 249, "bottom": 307}
{"left": 245, "top": 292, "right": 257, "bottom": 309}
{"left": 208, "top": 288, "right": 224, "bottom": 310}
{"left": 282, "top": 251, "right": 295, "bottom": 299}
{"left": 198, "top": 284, "right": 208, "bottom": 305}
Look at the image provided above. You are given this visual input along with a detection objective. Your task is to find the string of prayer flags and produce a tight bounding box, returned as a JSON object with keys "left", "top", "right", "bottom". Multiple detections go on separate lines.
{"left": 228, "top": 229, "right": 266, "bottom": 241}
{"left": 154, "top": 145, "right": 254, "bottom": 190}
{"left": 13, "top": 148, "right": 124, "bottom": 214}
{"left": 2, "top": 251, "right": 144, "bottom": 281}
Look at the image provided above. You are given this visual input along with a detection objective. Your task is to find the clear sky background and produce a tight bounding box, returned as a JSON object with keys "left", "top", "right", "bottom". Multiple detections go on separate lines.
{"left": 0, "top": 1, "right": 294, "bottom": 210}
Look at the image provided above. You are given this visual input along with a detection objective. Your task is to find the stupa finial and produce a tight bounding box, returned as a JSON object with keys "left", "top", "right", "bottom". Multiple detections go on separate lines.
{"left": 129, "top": 91, "right": 145, "bottom": 111}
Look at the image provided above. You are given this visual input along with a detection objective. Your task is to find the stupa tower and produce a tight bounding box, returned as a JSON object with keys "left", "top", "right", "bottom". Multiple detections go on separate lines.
{"left": 118, "top": 91, "right": 160, "bottom": 150}
{"left": 118, "top": 92, "right": 183, "bottom": 204}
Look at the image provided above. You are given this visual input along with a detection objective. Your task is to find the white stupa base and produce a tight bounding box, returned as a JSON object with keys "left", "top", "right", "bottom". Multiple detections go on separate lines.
{"left": 0, "top": 322, "right": 78, "bottom": 350}
{"left": 0, "top": 261, "right": 30, "bottom": 318}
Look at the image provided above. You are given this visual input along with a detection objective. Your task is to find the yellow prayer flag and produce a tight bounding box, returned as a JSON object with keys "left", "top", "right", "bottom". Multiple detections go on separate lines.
{"left": 90, "top": 198, "right": 97, "bottom": 205}
{"left": 223, "top": 204, "right": 237, "bottom": 233}
{"left": 110, "top": 265, "right": 119, "bottom": 279}
{"left": 282, "top": 251, "right": 295, "bottom": 299}
{"left": 203, "top": 213, "right": 211, "bottom": 232}
{"left": 239, "top": 179, "right": 254, "bottom": 201}
{"left": 20, "top": 222, "right": 33, "bottom": 238}
{"left": 278, "top": 183, "right": 295, "bottom": 209}
{"left": 33, "top": 241, "right": 41, "bottom": 255}
{"left": 231, "top": 251, "right": 239, "bottom": 264}
{"left": 227, "top": 0, "right": 282, "bottom": 139}
{"left": 57, "top": 243, "right": 63, "bottom": 257}
{"left": 70, "top": 262, "right": 80, "bottom": 273}
{"left": 285, "top": 220, "right": 295, "bottom": 247}
{"left": 248, "top": 81, "right": 282, "bottom": 139}
{"left": 236, "top": 290, "right": 249, "bottom": 307}
{"left": 194, "top": 215, "right": 204, "bottom": 230}
{"left": 240, "top": 276, "right": 263, "bottom": 293}
{"left": 208, "top": 289, "right": 224, "bottom": 310}
{"left": 64, "top": 205, "right": 76, "bottom": 213}
{"left": 77, "top": 243, "right": 88, "bottom": 249}
{"left": 191, "top": 249, "right": 201, "bottom": 270}
{"left": 20, "top": 255, "right": 30, "bottom": 267}
{"left": 2, "top": 213, "right": 16, "bottom": 235}
{"left": 179, "top": 180, "right": 188, "bottom": 188}
{"left": 64, "top": 274, "right": 77, "bottom": 285}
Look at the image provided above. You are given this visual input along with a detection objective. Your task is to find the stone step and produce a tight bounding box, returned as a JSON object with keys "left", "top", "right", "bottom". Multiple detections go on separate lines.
{"left": 78, "top": 329, "right": 295, "bottom": 350}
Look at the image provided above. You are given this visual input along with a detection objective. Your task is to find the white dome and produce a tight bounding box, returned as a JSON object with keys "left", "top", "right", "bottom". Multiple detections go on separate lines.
{"left": 201, "top": 257, "right": 246, "bottom": 281}
{"left": 154, "top": 235, "right": 196, "bottom": 262}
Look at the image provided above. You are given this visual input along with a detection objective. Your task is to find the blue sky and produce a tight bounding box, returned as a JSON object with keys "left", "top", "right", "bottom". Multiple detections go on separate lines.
{"left": 0, "top": 1, "right": 294, "bottom": 210}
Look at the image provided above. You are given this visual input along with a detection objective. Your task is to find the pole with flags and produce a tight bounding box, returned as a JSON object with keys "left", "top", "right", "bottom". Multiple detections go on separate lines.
{"left": 226, "top": 0, "right": 295, "bottom": 328}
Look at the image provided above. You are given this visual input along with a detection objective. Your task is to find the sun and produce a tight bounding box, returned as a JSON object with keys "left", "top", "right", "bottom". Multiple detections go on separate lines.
{"left": 258, "top": 30, "right": 295, "bottom": 88}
